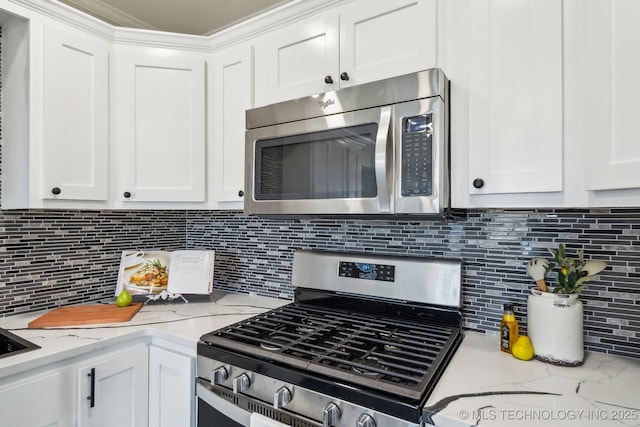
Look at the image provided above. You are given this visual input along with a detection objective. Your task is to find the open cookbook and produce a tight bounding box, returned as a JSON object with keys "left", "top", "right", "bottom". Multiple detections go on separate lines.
{"left": 115, "top": 250, "right": 215, "bottom": 297}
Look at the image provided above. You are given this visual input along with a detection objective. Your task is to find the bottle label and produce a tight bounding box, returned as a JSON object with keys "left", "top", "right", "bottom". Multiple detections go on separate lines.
{"left": 501, "top": 325, "right": 510, "bottom": 350}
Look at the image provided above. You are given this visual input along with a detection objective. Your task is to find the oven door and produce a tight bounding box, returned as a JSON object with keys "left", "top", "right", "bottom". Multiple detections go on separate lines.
{"left": 196, "top": 380, "right": 310, "bottom": 427}
{"left": 197, "top": 381, "right": 248, "bottom": 427}
{"left": 244, "top": 106, "right": 392, "bottom": 215}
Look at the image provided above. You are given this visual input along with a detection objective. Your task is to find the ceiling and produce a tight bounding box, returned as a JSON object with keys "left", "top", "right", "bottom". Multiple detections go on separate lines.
{"left": 57, "top": 0, "right": 294, "bottom": 36}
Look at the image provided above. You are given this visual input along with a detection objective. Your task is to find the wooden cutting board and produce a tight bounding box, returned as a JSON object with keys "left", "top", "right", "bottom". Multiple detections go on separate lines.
{"left": 28, "top": 303, "right": 143, "bottom": 328}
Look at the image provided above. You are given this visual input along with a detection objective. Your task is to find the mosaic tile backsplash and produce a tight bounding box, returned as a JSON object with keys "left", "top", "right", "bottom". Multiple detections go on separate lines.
{"left": 187, "top": 209, "right": 640, "bottom": 360}
{"left": 1, "top": 27, "right": 638, "bottom": 360}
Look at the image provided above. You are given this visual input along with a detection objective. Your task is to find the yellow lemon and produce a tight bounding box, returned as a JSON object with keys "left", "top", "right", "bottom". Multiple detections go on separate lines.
{"left": 512, "top": 335, "right": 534, "bottom": 361}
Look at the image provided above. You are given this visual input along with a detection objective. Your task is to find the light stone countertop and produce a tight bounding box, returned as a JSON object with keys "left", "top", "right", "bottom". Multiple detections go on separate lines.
{"left": 0, "top": 291, "right": 289, "bottom": 378}
{"left": 1, "top": 292, "right": 638, "bottom": 427}
{"left": 425, "top": 332, "right": 640, "bottom": 427}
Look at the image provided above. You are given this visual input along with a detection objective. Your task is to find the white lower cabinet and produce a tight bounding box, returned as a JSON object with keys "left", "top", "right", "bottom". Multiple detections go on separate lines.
{"left": 0, "top": 370, "right": 64, "bottom": 426}
{"left": 0, "top": 337, "right": 196, "bottom": 427}
{"left": 148, "top": 345, "right": 196, "bottom": 427}
{"left": 77, "top": 344, "right": 149, "bottom": 427}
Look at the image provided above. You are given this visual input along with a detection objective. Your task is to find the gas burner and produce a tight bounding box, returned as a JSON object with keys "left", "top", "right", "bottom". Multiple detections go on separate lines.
{"left": 296, "top": 320, "right": 317, "bottom": 333}
{"left": 260, "top": 336, "right": 290, "bottom": 351}
{"left": 351, "top": 355, "right": 387, "bottom": 377}
{"left": 383, "top": 344, "right": 402, "bottom": 353}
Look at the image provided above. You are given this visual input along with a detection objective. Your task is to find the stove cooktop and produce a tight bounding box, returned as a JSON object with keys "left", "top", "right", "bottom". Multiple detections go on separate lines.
{"left": 199, "top": 301, "right": 461, "bottom": 401}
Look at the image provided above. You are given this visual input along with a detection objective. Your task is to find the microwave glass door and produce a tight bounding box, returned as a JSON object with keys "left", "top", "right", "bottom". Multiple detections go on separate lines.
{"left": 254, "top": 123, "right": 379, "bottom": 201}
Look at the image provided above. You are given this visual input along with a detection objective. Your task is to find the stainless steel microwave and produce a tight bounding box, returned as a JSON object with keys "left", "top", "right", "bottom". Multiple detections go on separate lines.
{"left": 244, "top": 68, "right": 450, "bottom": 216}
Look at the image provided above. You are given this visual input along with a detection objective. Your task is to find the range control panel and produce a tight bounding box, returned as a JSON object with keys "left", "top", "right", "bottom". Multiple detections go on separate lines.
{"left": 401, "top": 113, "right": 434, "bottom": 197}
{"left": 338, "top": 261, "right": 395, "bottom": 282}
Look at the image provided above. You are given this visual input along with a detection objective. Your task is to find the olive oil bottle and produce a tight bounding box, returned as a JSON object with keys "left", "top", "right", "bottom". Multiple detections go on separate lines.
{"left": 500, "top": 303, "right": 519, "bottom": 353}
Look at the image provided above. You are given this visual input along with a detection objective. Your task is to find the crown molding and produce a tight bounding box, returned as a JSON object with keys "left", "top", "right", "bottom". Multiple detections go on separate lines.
{"left": 4, "top": 0, "right": 355, "bottom": 53}
{"left": 7, "top": 0, "right": 115, "bottom": 41}
{"left": 206, "top": 0, "right": 352, "bottom": 52}
{"left": 57, "top": 0, "right": 157, "bottom": 31}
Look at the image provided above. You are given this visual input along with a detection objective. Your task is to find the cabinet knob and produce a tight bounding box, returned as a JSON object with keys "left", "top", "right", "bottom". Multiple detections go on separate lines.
{"left": 324, "top": 75, "right": 334, "bottom": 84}
{"left": 238, "top": 190, "right": 244, "bottom": 197}
{"left": 340, "top": 72, "right": 350, "bottom": 81}
{"left": 51, "top": 187, "right": 61, "bottom": 195}
{"left": 123, "top": 191, "right": 132, "bottom": 199}
{"left": 472, "top": 178, "right": 485, "bottom": 189}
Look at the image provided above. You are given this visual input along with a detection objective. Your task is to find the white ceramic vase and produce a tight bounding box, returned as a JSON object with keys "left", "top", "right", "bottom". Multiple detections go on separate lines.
{"left": 527, "top": 288, "right": 584, "bottom": 366}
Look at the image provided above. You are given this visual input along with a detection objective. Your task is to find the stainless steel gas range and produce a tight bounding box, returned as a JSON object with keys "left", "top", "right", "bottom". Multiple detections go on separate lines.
{"left": 196, "top": 250, "right": 463, "bottom": 427}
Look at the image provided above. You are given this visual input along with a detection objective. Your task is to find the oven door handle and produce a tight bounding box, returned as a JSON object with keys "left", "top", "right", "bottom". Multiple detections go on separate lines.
{"left": 374, "top": 106, "right": 393, "bottom": 213}
{"left": 196, "top": 379, "right": 251, "bottom": 426}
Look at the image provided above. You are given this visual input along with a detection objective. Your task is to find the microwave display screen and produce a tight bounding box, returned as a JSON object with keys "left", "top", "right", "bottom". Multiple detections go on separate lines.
{"left": 255, "top": 123, "right": 378, "bottom": 200}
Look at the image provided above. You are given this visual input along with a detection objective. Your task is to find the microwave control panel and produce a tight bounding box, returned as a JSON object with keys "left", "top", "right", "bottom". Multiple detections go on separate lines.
{"left": 401, "top": 114, "right": 434, "bottom": 197}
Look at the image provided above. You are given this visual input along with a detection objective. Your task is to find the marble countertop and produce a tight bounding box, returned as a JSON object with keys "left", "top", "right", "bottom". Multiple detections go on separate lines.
{"left": 425, "top": 332, "right": 640, "bottom": 427}
{"left": 0, "top": 291, "right": 288, "bottom": 377}
{"left": 1, "top": 292, "right": 638, "bottom": 427}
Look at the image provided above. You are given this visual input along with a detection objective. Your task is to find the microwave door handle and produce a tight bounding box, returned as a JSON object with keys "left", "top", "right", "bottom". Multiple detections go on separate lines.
{"left": 375, "top": 106, "right": 393, "bottom": 213}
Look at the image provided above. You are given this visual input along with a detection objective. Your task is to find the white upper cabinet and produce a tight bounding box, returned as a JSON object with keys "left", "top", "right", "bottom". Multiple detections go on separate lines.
{"left": 1, "top": 12, "right": 111, "bottom": 210}
{"left": 42, "top": 24, "right": 110, "bottom": 202}
{"left": 567, "top": 0, "right": 640, "bottom": 195}
{"left": 255, "top": 14, "right": 339, "bottom": 106}
{"left": 255, "top": 0, "right": 436, "bottom": 106}
{"left": 112, "top": 51, "right": 206, "bottom": 206}
{"left": 210, "top": 44, "right": 254, "bottom": 207}
{"left": 442, "top": 0, "right": 564, "bottom": 208}
{"left": 338, "top": 0, "right": 436, "bottom": 88}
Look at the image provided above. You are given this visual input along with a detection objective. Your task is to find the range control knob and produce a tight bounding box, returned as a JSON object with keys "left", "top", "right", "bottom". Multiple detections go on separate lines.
{"left": 232, "top": 373, "right": 250, "bottom": 394}
{"left": 273, "top": 386, "right": 292, "bottom": 409}
{"left": 322, "top": 402, "right": 341, "bottom": 427}
{"left": 356, "top": 414, "right": 376, "bottom": 427}
{"left": 210, "top": 366, "right": 228, "bottom": 386}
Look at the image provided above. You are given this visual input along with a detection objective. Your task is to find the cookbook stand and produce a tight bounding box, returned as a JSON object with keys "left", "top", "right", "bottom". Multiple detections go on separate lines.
{"left": 144, "top": 290, "right": 188, "bottom": 304}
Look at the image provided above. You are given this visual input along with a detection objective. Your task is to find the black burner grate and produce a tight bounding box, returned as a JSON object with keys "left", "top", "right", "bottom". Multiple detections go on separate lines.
{"left": 203, "top": 302, "right": 460, "bottom": 400}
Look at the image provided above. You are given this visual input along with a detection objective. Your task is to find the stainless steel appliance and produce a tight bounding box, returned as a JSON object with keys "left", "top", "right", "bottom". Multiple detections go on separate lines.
{"left": 244, "top": 68, "right": 450, "bottom": 216}
{"left": 196, "top": 250, "right": 463, "bottom": 427}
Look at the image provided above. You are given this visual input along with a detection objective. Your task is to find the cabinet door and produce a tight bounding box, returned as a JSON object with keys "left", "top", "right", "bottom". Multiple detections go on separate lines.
{"left": 77, "top": 344, "right": 148, "bottom": 427}
{"left": 444, "top": 0, "right": 563, "bottom": 206}
{"left": 339, "top": 0, "right": 436, "bottom": 87}
{"left": 254, "top": 14, "right": 339, "bottom": 106}
{"left": 210, "top": 45, "right": 253, "bottom": 205}
{"left": 115, "top": 52, "right": 206, "bottom": 203}
{"left": 42, "top": 25, "right": 109, "bottom": 201}
{"left": 0, "top": 371, "right": 62, "bottom": 427}
{"left": 149, "top": 346, "right": 195, "bottom": 427}
{"left": 576, "top": 0, "right": 640, "bottom": 191}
